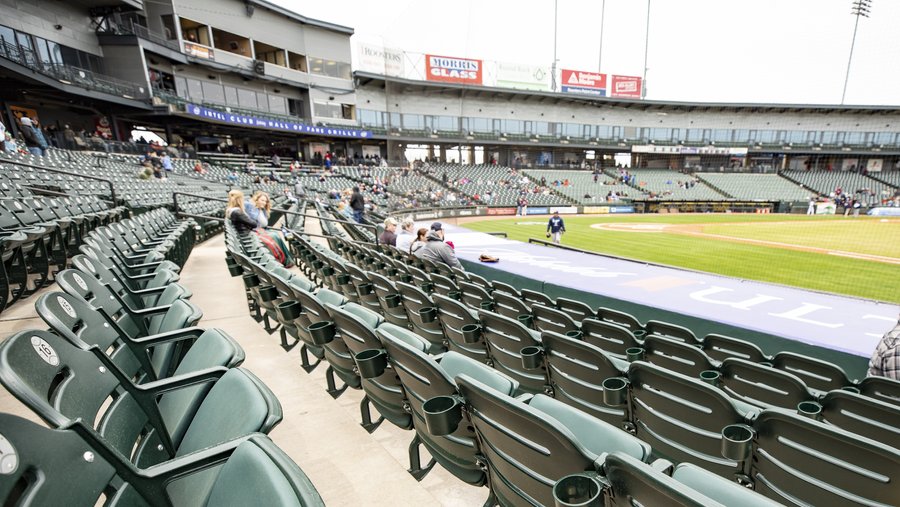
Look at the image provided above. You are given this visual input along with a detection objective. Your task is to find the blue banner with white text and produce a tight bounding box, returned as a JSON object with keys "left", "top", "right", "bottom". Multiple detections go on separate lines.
{"left": 185, "top": 104, "right": 372, "bottom": 138}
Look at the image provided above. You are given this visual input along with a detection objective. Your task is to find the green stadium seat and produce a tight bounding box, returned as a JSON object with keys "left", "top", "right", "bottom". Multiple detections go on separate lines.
{"left": 532, "top": 303, "right": 581, "bottom": 335}
{"left": 645, "top": 320, "right": 701, "bottom": 345}
{"left": 452, "top": 374, "right": 651, "bottom": 507}
{"left": 395, "top": 281, "right": 445, "bottom": 353}
{"left": 0, "top": 413, "right": 323, "bottom": 507}
{"left": 477, "top": 310, "right": 546, "bottom": 394}
{"left": 432, "top": 293, "right": 488, "bottom": 362}
{"left": 719, "top": 357, "right": 817, "bottom": 410}
{"left": 581, "top": 318, "right": 644, "bottom": 359}
{"left": 642, "top": 335, "right": 718, "bottom": 378}
{"left": 701, "top": 333, "right": 769, "bottom": 364}
{"left": 597, "top": 306, "right": 645, "bottom": 332}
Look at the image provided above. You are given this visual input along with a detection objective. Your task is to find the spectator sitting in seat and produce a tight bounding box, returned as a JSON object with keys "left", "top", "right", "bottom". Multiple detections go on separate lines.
{"left": 868, "top": 315, "right": 900, "bottom": 380}
{"left": 246, "top": 191, "right": 294, "bottom": 268}
{"left": 414, "top": 222, "right": 463, "bottom": 270}
{"left": 379, "top": 217, "right": 398, "bottom": 246}
{"left": 226, "top": 189, "right": 257, "bottom": 233}
{"left": 409, "top": 227, "right": 427, "bottom": 255}
{"left": 395, "top": 217, "right": 415, "bottom": 253}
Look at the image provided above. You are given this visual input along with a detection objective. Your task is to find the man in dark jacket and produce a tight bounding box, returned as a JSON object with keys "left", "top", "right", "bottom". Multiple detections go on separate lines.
{"left": 19, "top": 117, "right": 47, "bottom": 156}
{"left": 414, "top": 222, "right": 463, "bottom": 270}
{"left": 349, "top": 187, "right": 365, "bottom": 223}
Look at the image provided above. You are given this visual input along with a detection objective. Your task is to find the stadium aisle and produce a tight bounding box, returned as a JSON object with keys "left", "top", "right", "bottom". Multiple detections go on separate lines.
{"left": 180, "top": 235, "right": 489, "bottom": 506}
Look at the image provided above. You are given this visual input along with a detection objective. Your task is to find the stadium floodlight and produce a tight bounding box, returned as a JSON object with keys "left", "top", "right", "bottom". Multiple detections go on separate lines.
{"left": 841, "top": 0, "right": 872, "bottom": 104}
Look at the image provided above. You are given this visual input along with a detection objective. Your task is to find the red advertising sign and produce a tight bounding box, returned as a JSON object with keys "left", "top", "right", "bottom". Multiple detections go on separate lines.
{"left": 610, "top": 75, "right": 642, "bottom": 98}
{"left": 561, "top": 69, "right": 607, "bottom": 92}
{"left": 425, "top": 54, "right": 483, "bottom": 85}
{"left": 486, "top": 207, "right": 517, "bottom": 216}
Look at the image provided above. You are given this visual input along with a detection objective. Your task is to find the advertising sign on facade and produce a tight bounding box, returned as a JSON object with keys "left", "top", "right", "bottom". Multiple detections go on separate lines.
{"left": 487, "top": 207, "right": 516, "bottom": 215}
{"left": 526, "top": 207, "right": 549, "bottom": 215}
{"left": 184, "top": 42, "right": 214, "bottom": 60}
{"left": 561, "top": 69, "right": 607, "bottom": 96}
{"left": 186, "top": 104, "right": 372, "bottom": 138}
{"left": 610, "top": 75, "right": 642, "bottom": 98}
{"left": 496, "top": 62, "right": 550, "bottom": 91}
{"left": 550, "top": 206, "right": 579, "bottom": 214}
{"left": 866, "top": 159, "right": 883, "bottom": 172}
{"left": 357, "top": 44, "right": 404, "bottom": 77}
{"left": 425, "top": 54, "right": 483, "bottom": 85}
{"left": 583, "top": 206, "right": 610, "bottom": 214}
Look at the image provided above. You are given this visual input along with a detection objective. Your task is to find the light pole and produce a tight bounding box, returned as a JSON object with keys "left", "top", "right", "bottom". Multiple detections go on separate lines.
{"left": 551, "top": 0, "right": 559, "bottom": 92}
{"left": 841, "top": 0, "right": 872, "bottom": 104}
{"left": 641, "top": 0, "right": 651, "bottom": 98}
{"left": 598, "top": 0, "right": 606, "bottom": 73}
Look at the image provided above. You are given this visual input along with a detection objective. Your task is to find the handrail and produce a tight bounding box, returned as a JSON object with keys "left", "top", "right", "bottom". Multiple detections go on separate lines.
{"left": 171, "top": 191, "right": 379, "bottom": 230}
{"left": 1, "top": 157, "right": 117, "bottom": 203}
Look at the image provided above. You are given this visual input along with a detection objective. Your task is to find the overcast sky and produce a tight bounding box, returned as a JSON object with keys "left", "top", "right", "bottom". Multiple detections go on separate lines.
{"left": 275, "top": 0, "right": 899, "bottom": 106}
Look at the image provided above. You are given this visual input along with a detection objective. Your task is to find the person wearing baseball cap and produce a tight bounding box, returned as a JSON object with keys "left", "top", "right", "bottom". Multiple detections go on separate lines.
{"left": 546, "top": 210, "right": 566, "bottom": 245}
{"left": 415, "top": 222, "right": 463, "bottom": 270}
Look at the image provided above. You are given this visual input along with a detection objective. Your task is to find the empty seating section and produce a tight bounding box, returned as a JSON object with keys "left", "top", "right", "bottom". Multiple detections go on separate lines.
{"left": 523, "top": 169, "right": 642, "bottom": 203}
{"left": 0, "top": 195, "right": 327, "bottom": 505}
{"left": 624, "top": 169, "right": 728, "bottom": 200}
{"left": 427, "top": 163, "right": 562, "bottom": 206}
{"left": 783, "top": 169, "right": 896, "bottom": 205}
{"left": 226, "top": 207, "right": 899, "bottom": 506}
{"left": 698, "top": 173, "right": 811, "bottom": 200}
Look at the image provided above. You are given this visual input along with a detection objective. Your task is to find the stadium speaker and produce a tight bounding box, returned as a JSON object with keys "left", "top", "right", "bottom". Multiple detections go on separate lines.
{"left": 252, "top": 60, "right": 265, "bottom": 75}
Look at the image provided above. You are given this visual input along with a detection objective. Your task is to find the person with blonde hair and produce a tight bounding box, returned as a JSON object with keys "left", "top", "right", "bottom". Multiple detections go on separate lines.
{"left": 225, "top": 189, "right": 257, "bottom": 233}
{"left": 244, "top": 191, "right": 294, "bottom": 267}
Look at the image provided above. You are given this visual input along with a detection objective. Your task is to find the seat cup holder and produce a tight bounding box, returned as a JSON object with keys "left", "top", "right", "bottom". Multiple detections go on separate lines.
{"left": 479, "top": 300, "right": 494, "bottom": 312}
{"left": 565, "top": 330, "right": 583, "bottom": 340}
{"left": 384, "top": 293, "right": 401, "bottom": 308}
{"left": 355, "top": 349, "right": 388, "bottom": 379}
{"left": 700, "top": 370, "right": 721, "bottom": 386}
{"left": 242, "top": 273, "right": 260, "bottom": 289}
{"left": 321, "top": 266, "right": 335, "bottom": 277}
{"left": 336, "top": 274, "right": 351, "bottom": 285}
{"left": 447, "top": 290, "right": 461, "bottom": 301}
{"left": 521, "top": 346, "right": 543, "bottom": 370}
{"left": 386, "top": 268, "right": 398, "bottom": 277}
{"left": 308, "top": 321, "right": 336, "bottom": 345}
{"left": 399, "top": 274, "right": 413, "bottom": 284}
{"left": 461, "top": 324, "right": 482, "bottom": 344}
{"left": 841, "top": 386, "right": 860, "bottom": 394}
{"left": 423, "top": 395, "right": 463, "bottom": 436}
{"left": 602, "top": 377, "right": 628, "bottom": 407}
{"left": 797, "top": 401, "right": 823, "bottom": 420}
{"left": 277, "top": 301, "right": 302, "bottom": 321}
{"left": 227, "top": 263, "right": 243, "bottom": 277}
{"left": 632, "top": 329, "right": 647, "bottom": 340}
{"left": 626, "top": 347, "right": 645, "bottom": 362}
{"left": 419, "top": 306, "right": 438, "bottom": 323}
{"left": 553, "top": 473, "right": 603, "bottom": 507}
{"left": 419, "top": 282, "right": 434, "bottom": 294}
{"left": 721, "top": 424, "right": 754, "bottom": 461}
{"left": 312, "top": 260, "right": 324, "bottom": 270}
{"left": 258, "top": 285, "right": 278, "bottom": 302}
{"left": 357, "top": 283, "right": 374, "bottom": 296}
{"left": 517, "top": 314, "right": 534, "bottom": 329}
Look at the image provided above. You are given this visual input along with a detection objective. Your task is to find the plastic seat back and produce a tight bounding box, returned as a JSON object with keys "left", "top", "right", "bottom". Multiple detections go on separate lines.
{"left": 366, "top": 271, "right": 410, "bottom": 327}
{"left": 581, "top": 318, "right": 642, "bottom": 359}
{"left": 395, "top": 281, "right": 445, "bottom": 352}
{"left": 645, "top": 320, "right": 700, "bottom": 345}
{"left": 478, "top": 310, "right": 545, "bottom": 394}
{"left": 771, "top": 351, "right": 852, "bottom": 393}
{"left": 433, "top": 293, "right": 488, "bottom": 362}
{"left": 457, "top": 375, "right": 649, "bottom": 507}
{"left": 532, "top": 303, "right": 580, "bottom": 335}
{"left": 719, "top": 358, "right": 815, "bottom": 410}
{"left": 458, "top": 280, "right": 492, "bottom": 311}
{"left": 597, "top": 306, "right": 644, "bottom": 331}
{"left": 521, "top": 288, "right": 554, "bottom": 308}
{"left": 492, "top": 290, "right": 531, "bottom": 320}
{"left": 540, "top": 331, "right": 626, "bottom": 427}
{"left": 748, "top": 409, "right": 900, "bottom": 506}
{"left": 555, "top": 296, "right": 596, "bottom": 322}
{"left": 858, "top": 375, "right": 900, "bottom": 407}
{"left": 628, "top": 361, "right": 752, "bottom": 478}
{"left": 819, "top": 389, "right": 900, "bottom": 448}
{"left": 643, "top": 335, "right": 717, "bottom": 378}
{"left": 702, "top": 334, "right": 769, "bottom": 364}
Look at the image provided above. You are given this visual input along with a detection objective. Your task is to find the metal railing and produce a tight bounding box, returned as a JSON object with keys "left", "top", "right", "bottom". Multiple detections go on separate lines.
{"left": 0, "top": 157, "right": 117, "bottom": 203}
{"left": 99, "top": 21, "right": 181, "bottom": 52}
{"left": 0, "top": 41, "right": 149, "bottom": 99}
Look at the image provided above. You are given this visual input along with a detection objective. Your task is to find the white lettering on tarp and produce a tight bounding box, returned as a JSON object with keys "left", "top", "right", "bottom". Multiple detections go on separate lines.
{"left": 456, "top": 248, "right": 635, "bottom": 279}
{"left": 769, "top": 303, "right": 844, "bottom": 329}
{"left": 862, "top": 314, "right": 897, "bottom": 338}
{"left": 689, "top": 286, "right": 783, "bottom": 310}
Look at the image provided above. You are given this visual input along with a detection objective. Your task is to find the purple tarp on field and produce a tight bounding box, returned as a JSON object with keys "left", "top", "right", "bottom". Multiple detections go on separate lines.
{"left": 441, "top": 224, "right": 898, "bottom": 358}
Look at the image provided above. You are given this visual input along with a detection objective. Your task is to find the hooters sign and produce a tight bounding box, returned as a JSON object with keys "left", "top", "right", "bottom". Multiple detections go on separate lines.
{"left": 425, "top": 54, "right": 483, "bottom": 85}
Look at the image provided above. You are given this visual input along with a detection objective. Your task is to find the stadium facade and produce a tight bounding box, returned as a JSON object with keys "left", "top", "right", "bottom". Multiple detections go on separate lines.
{"left": 1, "top": 0, "right": 899, "bottom": 170}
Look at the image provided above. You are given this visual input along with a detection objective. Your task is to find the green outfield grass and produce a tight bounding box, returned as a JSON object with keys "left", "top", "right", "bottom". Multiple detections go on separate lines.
{"left": 464, "top": 214, "right": 900, "bottom": 303}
